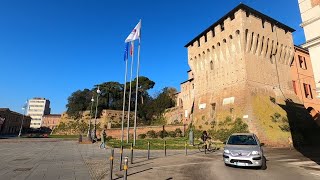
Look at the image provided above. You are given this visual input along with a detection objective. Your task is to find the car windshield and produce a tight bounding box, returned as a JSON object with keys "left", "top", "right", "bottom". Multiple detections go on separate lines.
{"left": 227, "top": 135, "right": 258, "bottom": 145}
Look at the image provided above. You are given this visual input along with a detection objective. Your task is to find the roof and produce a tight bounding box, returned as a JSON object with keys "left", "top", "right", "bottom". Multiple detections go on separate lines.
{"left": 294, "top": 45, "right": 309, "bottom": 54}
{"left": 180, "top": 78, "right": 194, "bottom": 84}
{"left": 185, "top": 3, "right": 295, "bottom": 47}
{"left": 0, "top": 108, "right": 10, "bottom": 112}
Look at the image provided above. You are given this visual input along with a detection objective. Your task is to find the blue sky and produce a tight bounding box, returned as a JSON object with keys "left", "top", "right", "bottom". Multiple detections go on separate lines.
{"left": 0, "top": 0, "right": 305, "bottom": 114}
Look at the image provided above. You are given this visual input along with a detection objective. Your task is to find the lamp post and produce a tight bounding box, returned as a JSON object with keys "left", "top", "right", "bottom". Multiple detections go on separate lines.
{"left": 87, "top": 96, "right": 94, "bottom": 141}
{"left": 93, "top": 86, "right": 101, "bottom": 140}
{"left": 18, "top": 100, "right": 28, "bottom": 138}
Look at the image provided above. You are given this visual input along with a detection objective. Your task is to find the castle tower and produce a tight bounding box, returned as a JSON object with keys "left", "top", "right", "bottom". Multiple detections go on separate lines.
{"left": 182, "top": 4, "right": 300, "bottom": 146}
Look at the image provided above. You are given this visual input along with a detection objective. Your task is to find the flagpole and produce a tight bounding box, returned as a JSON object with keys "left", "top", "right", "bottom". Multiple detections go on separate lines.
{"left": 133, "top": 20, "right": 141, "bottom": 146}
{"left": 127, "top": 42, "right": 135, "bottom": 143}
{"left": 121, "top": 51, "right": 129, "bottom": 144}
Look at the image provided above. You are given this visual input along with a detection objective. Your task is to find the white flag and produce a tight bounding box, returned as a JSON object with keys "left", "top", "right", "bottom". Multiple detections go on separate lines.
{"left": 125, "top": 21, "right": 141, "bottom": 43}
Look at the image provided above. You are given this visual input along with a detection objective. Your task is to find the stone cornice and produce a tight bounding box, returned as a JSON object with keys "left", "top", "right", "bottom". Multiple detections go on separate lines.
{"left": 300, "top": 15, "right": 320, "bottom": 27}
{"left": 301, "top": 35, "right": 320, "bottom": 48}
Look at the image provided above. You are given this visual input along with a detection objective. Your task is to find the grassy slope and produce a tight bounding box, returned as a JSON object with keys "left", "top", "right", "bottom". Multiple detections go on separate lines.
{"left": 252, "top": 95, "right": 291, "bottom": 146}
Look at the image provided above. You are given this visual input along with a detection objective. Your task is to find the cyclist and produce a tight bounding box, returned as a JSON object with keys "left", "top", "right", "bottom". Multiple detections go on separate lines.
{"left": 201, "top": 131, "right": 211, "bottom": 150}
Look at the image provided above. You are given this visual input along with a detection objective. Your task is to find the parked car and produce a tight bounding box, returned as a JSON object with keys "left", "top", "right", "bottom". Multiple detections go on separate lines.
{"left": 223, "top": 133, "right": 265, "bottom": 168}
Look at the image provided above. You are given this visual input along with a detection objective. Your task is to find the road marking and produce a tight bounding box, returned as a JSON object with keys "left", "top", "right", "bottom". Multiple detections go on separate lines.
{"left": 310, "top": 172, "right": 320, "bottom": 177}
{"left": 266, "top": 155, "right": 290, "bottom": 159}
{"left": 288, "top": 161, "right": 315, "bottom": 166}
{"left": 276, "top": 159, "right": 300, "bottom": 162}
{"left": 152, "top": 162, "right": 212, "bottom": 169}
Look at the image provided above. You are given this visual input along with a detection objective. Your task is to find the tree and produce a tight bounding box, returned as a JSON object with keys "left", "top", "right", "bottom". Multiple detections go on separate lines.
{"left": 137, "top": 87, "right": 176, "bottom": 124}
{"left": 94, "top": 82, "right": 123, "bottom": 110}
{"left": 66, "top": 89, "right": 93, "bottom": 119}
{"left": 132, "top": 76, "right": 155, "bottom": 105}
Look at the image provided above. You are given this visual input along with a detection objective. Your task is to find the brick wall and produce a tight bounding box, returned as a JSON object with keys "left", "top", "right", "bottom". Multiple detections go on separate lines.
{"left": 103, "top": 125, "right": 186, "bottom": 139}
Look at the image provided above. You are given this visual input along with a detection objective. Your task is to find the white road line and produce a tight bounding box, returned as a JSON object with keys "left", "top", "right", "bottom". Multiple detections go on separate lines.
{"left": 266, "top": 155, "right": 290, "bottom": 159}
{"left": 276, "top": 159, "right": 300, "bottom": 162}
{"left": 310, "top": 172, "right": 320, "bottom": 177}
{"left": 152, "top": 162, "right": 212, "bottom": 169}
{"left": 288, "top": 161, "right": 315, "bottom": 166}
{"left": 305, "top": 165, "right": 320, "bottom": 169}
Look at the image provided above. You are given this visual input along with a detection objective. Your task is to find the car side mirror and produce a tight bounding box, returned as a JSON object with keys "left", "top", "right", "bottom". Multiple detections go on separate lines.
{"left": 260, "top": 143, "right": 265, "bottom": 147}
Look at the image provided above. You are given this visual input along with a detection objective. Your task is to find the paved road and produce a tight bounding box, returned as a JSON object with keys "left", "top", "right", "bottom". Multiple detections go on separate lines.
{"left": 0, "top": 139, "right": 320, "bottom": 180}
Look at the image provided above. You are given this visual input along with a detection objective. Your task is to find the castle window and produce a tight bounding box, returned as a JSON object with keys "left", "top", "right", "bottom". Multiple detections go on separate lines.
{"left": 230, "top": 13, "right": 235, "bottom": 20}
{"left": 217, "top": 42, "right": 220, "bottom": 46}
{"left": 210, "top": 61, "right": 213, "bottom": 70}
{"left": 262, "top": 19, "right": 265, "bottom": 28}
{"left": 298, "top": 55, "right": 307, "bottom": 69}
{"left": 303, "top": 83, "right": 313, "bottom": 99}
{"left": 223, "top": 39, "right": 226, "bottom": 43}
{"left": 205, "top": 34, "right": 207, "bottom": 42}
{"left": 229, "top": 35, "right": 233, "bottom": 39}
{"left": 292, "top": 81, "right": 297, "bottom": 94}
{"left": 221, "top": 23, "right": 225, "bottom": 31}
{"left": 212, "top": 29, "right": 215, "bottom": 37}
{"left": 246, "top": 11, "right": 250, "bottom": 17}
{"left": 236, "top": 30, "right": 240, "bottom": 35}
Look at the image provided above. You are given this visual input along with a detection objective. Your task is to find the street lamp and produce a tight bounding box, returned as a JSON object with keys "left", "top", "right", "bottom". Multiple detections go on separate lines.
{"left": 18, "top": 100, "right": 28, "bottom": 138}
{"left": 93, "top": 86, "right": 101, "bottom": 140}
{"left": 87, "top": 96, "right": 94, "bottom": 141}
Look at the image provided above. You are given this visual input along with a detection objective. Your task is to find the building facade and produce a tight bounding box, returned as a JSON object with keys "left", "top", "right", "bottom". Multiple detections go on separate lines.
{"left": 176, "top": 4, "right": 303, "bottom": 146}
{"left": 290, "top": 45, "right": 320, "bottom": 112}
{"left": 27, "top": 98, "right": 51, "bottom": 128}
{"left": 298, "top": 0, "right": 320, "bottom": 99}
{"left": 41, "top": 114, "right": 61, "bottom": 130}
{"left": 0, "top": 108, "right": 31, "bottom": 135}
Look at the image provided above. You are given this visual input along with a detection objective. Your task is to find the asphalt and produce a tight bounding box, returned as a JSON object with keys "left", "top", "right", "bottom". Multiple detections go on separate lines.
{"left": 0, "top": 138, "right": 320, "bottom": 180}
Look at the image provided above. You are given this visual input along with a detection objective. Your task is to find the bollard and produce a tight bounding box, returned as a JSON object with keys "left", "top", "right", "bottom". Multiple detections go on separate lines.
{"left": 119, "top": 145, "right": 123, "bottom": 171}
{"left": 130, "top": 143, "right": 133, "bottom": 164}
{"left": 147, "top": 141, "right": 150, "bottom": 160}
{"left": 109, "top": 148, "right": 114, "bottom": 180}
{"left": 123, "top": 157, "right": 128, "bottom": 180}
{"left": 185, "top": 141, "right": 187, "bottom": 156}
{"left": 204, "top": 143, "right": 207, "bottom": 154}
{"left": 164, "top": 140, "right": 167, "bottom": 157}
{"left": 78, "top": 134, "right": 82, "bottom": 143}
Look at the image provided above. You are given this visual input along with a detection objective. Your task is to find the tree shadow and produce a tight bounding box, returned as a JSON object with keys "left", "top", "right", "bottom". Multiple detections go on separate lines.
{"left": 279, "top": 100, "right": 320, "bottom": 165}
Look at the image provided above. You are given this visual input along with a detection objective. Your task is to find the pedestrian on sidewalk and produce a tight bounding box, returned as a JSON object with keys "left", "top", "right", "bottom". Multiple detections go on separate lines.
{"left": 100, "top": 129, "right": 107, "bottom": 149}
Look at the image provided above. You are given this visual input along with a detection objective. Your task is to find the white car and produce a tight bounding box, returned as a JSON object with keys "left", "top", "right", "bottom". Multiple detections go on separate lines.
{"left": 223, "top": 133, "right": 265, "bottom": 168}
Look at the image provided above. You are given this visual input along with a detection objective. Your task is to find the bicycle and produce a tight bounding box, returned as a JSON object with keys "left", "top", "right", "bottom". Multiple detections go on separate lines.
{"left": 198, "top": 140, "right": 219, "bottom": 152}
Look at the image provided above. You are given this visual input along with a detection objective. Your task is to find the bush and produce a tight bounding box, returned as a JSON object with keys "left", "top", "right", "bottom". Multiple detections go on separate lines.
{"left": 157, "top": 130, "right": 168, "bottom": 138}
{"left": 209, "top": 117, "right": 249, "bottom": 142}
{"left": 279, "top": 124, "right": 290, "bottom": 132}
{"left": 138, "top": 134, "right": 146, "bottom": 139}
{"left": 146, "top": 130, "right": 157, "bottom": 138}
{"left": 282, "top": 117, "right": 289, "bottom": 123}
{"left": 174, "top": 128, "right": 183, "bottom": 137}
{"left": 168, "top": 131, "right": 176, "bottom": 137}
{"left": 106, "top": 136, "right": 113, "bottom": 141}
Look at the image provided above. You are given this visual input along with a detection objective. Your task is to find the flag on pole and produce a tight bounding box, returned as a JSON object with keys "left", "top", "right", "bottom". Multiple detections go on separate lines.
{"left": 124, "top": 42, "right": 129, "bottom": 61}
{"left": 130, "top": 42, "right": 134, "bottom": 56}
{"left": 125, "top": 21, "right": 141, "bottom": 43}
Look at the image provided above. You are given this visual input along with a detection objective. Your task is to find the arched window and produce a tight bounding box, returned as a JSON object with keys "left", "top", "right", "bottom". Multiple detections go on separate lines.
{"left": 210, "top": 61, "right": 213, "bottom": 70}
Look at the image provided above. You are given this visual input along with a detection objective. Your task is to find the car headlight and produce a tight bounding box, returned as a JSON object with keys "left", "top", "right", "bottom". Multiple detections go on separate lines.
{"left": 224, "top": 149, "right": 230, "bottom": 154}
{"left": 251, "top": 151, "right": 260, "bottom": 155}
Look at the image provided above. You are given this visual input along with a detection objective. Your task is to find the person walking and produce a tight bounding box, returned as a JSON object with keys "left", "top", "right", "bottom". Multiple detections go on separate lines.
{"left": 100, "top": 129, "right": 107, "bottom": 149}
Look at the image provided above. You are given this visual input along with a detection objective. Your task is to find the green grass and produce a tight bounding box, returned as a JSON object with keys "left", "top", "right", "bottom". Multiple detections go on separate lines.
{"left": 48, "top": 135, "right": 79, "bottom": 138}
{"left": 106, "top": 137, "right": 219, "bottom": 150}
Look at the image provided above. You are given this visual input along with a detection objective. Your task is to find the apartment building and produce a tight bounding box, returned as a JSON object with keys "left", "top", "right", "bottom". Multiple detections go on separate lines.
{"left": 27, "top": 98, "right": 51, "bottom": 128}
